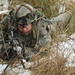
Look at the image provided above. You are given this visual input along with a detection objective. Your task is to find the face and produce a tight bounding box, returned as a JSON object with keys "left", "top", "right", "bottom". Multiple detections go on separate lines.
{"left": 18, "top": 24, "right": 32, "bottom": 34}
{"left": 17, "top": 13, "right": 34, "bottom": 34}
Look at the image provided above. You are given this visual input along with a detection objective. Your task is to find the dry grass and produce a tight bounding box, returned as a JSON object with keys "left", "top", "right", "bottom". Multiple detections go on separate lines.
{"left": 30, "top": 43, "right": 75, "bottom": 75}
{"left": 8, "top": 0, "right": 75, "bottom": 18}
{"left": 24, "top": 0, "right": 60, "bottom": 18}
{"left": 8, "top": 0, "right": 60, "bottom": 18}
{"left": 1, "top": 0, "right": 75, "bottom": 75}
{"left": 64, "top": 10, "right": 75, "bottom": 35}
{"left": 65, "top": 1, "right": 75, "bottom": 13}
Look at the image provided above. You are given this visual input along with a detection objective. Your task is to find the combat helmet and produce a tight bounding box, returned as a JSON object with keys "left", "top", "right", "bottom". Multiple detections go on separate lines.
{"left": 12, "top": 3, "right": 35, "bottom": 34}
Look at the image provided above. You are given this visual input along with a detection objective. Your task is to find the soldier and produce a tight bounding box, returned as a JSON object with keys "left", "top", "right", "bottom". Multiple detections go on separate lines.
{"left": 0, "top": 3, "right": 54, "bottom": 61}
{"left": 0, "top": 3, "right": 57, "bottom": 73}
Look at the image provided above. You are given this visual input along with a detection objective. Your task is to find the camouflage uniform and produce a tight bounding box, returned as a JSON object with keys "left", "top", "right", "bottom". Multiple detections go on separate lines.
{"left": 0, "top": 3, "right": 54, "bottom": 60}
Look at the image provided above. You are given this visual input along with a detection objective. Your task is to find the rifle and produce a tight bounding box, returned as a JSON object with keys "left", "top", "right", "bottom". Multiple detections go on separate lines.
{"left": 2, "top": 37, "right": 26, "bottom": 73}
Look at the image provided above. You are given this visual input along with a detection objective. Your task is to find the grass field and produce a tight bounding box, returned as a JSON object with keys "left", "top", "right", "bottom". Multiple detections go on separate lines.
{"left": 1, "top": 0, "right": 75, "bottom": 75}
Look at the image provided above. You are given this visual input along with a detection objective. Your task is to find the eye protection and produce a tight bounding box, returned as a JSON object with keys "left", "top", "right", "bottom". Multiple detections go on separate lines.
{"left": 17, "top": 13, "right": 34, "bottom": 34}
{"left": 17, "top": 13, "right": 34, "bottom": 27}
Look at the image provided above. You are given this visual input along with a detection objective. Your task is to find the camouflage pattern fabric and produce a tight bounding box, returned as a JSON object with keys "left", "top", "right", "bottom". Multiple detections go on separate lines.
{"left": 0, "top": 3, "right": 57, "bottom": 60}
